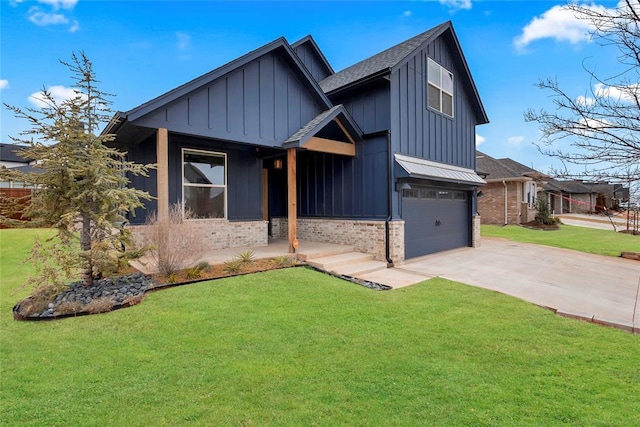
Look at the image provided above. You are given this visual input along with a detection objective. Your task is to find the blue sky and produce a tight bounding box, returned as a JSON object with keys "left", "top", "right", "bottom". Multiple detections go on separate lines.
{"left": 0, "top": 0, "right": 623, "bottom": 174}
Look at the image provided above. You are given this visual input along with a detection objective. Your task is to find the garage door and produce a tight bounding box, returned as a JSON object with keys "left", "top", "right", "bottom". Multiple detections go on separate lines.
{"left": 403, "top": 186, "right": 470, "bottom": 259}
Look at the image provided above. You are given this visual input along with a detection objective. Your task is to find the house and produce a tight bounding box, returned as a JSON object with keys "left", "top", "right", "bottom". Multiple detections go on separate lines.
{"left": 542, "top": 180, "right": 629, "bottom": 213}
{"left": 475, "top": 151, "right": 547, "bottom": 225}
{"left": 106, "top": 21, "right": 488, "bottom": 263}
{"left": 542, "top": 180, "right": 597, "bottom": 214}
{"left": 0, "top": 143, "right": 40, "bottom": 189}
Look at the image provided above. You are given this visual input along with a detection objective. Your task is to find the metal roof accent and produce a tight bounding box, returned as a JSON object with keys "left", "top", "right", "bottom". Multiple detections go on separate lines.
{"left": 395, "top": 153, "right": 486, "bottom": 185}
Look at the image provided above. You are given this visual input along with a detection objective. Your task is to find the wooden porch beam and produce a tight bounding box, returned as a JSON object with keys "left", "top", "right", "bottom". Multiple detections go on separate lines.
{"left": 287, "top": 148, "right": 297, "bottom": 253}
{"left": 304, "top": 136, "right": 355, "bottom": 157}
{"left": 156, "top": 127, "right": 169, "bottom": 222}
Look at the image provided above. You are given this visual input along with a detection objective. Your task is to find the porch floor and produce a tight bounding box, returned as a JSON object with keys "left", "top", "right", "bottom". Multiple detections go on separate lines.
{"left": 129, "top": 238, "right": 427, "bottom": 289}
{"left": 130, "top": 238, "right": 356, "bottom": 275}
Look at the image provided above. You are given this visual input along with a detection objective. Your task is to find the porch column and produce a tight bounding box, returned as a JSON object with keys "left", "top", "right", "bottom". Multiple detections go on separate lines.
{"left": 287, "top": 148, "right": 297, "bottom": 253}
{"left": 156, "top": 127, "right": 169, "bottom": 222}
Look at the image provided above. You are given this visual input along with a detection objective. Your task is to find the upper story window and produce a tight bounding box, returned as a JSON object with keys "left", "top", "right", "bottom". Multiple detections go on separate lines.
{"left": 182, "top": 148, "right": 226, "bottom": 219}
{"left": 427, "top": 58, "right": 454, "bottom": 118}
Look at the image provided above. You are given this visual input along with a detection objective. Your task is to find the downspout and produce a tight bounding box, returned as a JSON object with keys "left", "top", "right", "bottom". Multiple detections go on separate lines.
{"left": 503, "top": 180, "right": 508, "bottom": 225}
{"left": 385, "top": 131, "right": 394, "bottom": 267}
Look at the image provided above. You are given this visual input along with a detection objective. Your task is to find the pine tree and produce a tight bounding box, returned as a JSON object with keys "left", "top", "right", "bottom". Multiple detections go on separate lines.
{"left": 1, "top": 52, "right": 152, "bottom": 288}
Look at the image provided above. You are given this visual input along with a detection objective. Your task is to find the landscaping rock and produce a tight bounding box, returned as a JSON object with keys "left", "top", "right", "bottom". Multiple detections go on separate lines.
{"left": 15, "top": 272, "right": 156, "bottom": 320}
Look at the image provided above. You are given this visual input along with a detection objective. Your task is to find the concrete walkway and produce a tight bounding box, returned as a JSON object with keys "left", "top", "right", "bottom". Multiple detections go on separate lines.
{"left": 395, "top": 238, "right": 640, "bottom": 333}
{"left": 559, "top": 213, "right": 631, "bottom": 231}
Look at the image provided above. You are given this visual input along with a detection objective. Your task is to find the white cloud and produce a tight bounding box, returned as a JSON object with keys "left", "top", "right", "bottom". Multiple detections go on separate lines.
{"left": 176, "top": 32, "right": 191, "bottom": 50}
{"left": 576, "top": 95, "right": 596, "bottom": 107}
{"left": 403, "top": 10, "right": 412, "bottom": 17}
{"left": 439, "top": 0, "right": 472, "bottom": 11}
{"left": 28, "top": 85, "right": 81, "bottom": 109}
{"left": 513, "top": 3, "right": 612, "bottom": 51}
{"left": 69, "top": 19, "right": 80, "bottom": 32}
{"left": 28, "top": 7, "right": 68, "bottom": 26}
{"left": 37, "top": 0, "right": 78, "bottom": 10}
{"left": 507, "top": 136, "right": 525, "bottom": 146}
{"left": 0, "top": 80, "right": 9, "bottom": 91}
{"left": 22, "top": 0, "right": 79, "bottom": 32}
{"left": 594, "top": 82, "right": 640, "bottom": 103}
{"left": 476, "top": 133, "right": 486, "bottom": 146}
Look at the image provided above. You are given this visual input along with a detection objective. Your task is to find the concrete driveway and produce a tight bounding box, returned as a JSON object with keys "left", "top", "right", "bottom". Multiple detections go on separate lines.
{"left": 395, "top": 238, "right": 640, "bottom": 332}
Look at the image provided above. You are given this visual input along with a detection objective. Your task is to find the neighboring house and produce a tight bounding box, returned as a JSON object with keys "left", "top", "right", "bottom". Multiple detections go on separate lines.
{"left": 542, "top": 180, "right": 596, "bottom": 214}
{"left": 543, "top": 180, "right": 629, "bottom": 213}
{"left": 475, "top": 151, "right": 547, "bottom": 225}
{"left": 0, "top": 143, "right": 39, "bottom": 188}
{"left": 106, "top": 21, "right": 488, "bottom": 263}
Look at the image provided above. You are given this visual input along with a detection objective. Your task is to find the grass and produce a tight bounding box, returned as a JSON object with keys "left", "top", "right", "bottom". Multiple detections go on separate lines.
{"left": 482, "top": 223, "right": 640, "bottom": 257}
{"left": 2, "top": 229, "right": 640, "bottom": 426}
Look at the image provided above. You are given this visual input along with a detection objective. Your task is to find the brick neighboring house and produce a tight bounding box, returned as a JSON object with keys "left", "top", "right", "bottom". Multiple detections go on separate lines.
{"left": 476, "top": 151, "right": 547, "bottom": 225}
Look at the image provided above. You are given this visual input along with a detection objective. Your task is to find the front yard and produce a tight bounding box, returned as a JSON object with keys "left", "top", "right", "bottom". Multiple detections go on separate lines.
{"left": 482, "top": 223, "right": 640, "bottom": 257}
{"left": 1, "top": 229, "right": 639, "bottom": 425}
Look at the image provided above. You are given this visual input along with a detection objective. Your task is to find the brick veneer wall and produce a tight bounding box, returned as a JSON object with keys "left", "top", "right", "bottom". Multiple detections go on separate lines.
{"left": 478, "top": 181, "right": 524, "bottom": 224}
{"left": 271, "top": 217, "right": 405, "bottom": 264}
{"left": 129, "top": 220, "right": 268, "bottom": 252}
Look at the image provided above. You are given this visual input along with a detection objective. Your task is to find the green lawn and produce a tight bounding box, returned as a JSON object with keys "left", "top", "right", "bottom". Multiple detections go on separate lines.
{"left": 1, "top": 229, "right": 639, "bottom": 426}
{"left": 482, "top": 224, "right": 640, "bottom": 257}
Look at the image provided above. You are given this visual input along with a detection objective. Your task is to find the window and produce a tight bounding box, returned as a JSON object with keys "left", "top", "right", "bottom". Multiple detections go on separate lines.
{"left": 182, "top": 149, "right": 226, "bottom": 219}
{"left": 427, "top": 58, "right": 454, "bottom": 117}
{"left": 523, "top": 181, "right": 537, "bottom": 207}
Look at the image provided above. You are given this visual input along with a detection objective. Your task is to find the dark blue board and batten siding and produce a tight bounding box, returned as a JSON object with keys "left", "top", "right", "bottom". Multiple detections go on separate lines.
{"left": 292, "top": 42, "right": 332, "bottom": 83}
{"left": 390, "top": 36, "right": 476, "bottom": 170}
{"left": 131, "top": 51, "right": 324, "bottom": 148}
{"left": 126, "top": 134, "right": 264, "bottom": 225}
{"left": 269, "top": 134, "right": 389, "bottom": 220}
{"left": 330, "top": 82, "right": 391, "bottom": 135}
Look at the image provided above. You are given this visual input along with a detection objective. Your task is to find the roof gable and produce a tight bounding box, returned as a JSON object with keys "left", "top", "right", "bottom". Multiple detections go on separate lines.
{"left": 125, "top": 38, "right": 332, "bottom": 123}
{"left": 291, "top": 35, "right": 334, "bottom": 82}
{"left": 319, "top": 21, "right": 487, "bottom": 124}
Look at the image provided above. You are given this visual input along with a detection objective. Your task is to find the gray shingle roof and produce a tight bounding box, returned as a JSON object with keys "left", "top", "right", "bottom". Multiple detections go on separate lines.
{"left": 0, "top": 143, "right": 31, "bottom": 164}
{"left": 543, "top": 179, "right": 592, "bottom": 194}
{"left": 319, "top": 22, "right": 448, "bottom": 94}
{"left": 285, "top": 105, "right": 343, "bottom": 144}
{"left": 475, "top": 151, "right": 538, "bottom": 181}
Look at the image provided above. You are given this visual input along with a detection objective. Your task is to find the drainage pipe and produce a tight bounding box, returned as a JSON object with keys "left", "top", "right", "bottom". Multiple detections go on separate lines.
{"left": 384, "top": 131, "right": 394, "bottom": 267}
{"left": 503, "top": 180, "right": 508, "bottom": 225}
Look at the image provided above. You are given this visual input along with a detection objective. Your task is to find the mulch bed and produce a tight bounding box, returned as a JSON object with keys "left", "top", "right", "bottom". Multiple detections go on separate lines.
{"left": 520, "top": 221, "right": 560, "bottom": 231}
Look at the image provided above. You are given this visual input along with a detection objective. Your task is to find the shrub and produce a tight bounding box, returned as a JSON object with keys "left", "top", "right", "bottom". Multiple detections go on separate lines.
{"left": 224, "top": 259, "right": 243, "bottom": 274}
{"left": 54, "top": 300, "right": 84, "bottom": 315}
{"left": 143, "top": 203, "right": 207, "bottom": 277}
{"left": 235, "top": 250, "right": 256, "bottom": 264}
{"left": 274, "top": 255, "right": 296, "bottom": 267}
{"left": 535, "top": 198, "right": 560, "bottom": 225}
{"left": 184, "top": 261, "right": 209, "bottom": 280}
{"left": 84, "top": 297, "right": 115, "bottom": 314}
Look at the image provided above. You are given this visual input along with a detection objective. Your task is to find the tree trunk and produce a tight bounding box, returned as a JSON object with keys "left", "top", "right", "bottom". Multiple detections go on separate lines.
{"left": 81, "top": 213, "right": 93, "bottom": 287}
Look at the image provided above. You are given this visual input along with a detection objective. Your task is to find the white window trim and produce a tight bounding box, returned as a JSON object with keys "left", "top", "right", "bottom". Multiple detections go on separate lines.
{"left": 181, "top": 148, "right": 227, "bottom": 220}
{"left": 427, "top": 57, "right": 454, "bottom": 118}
